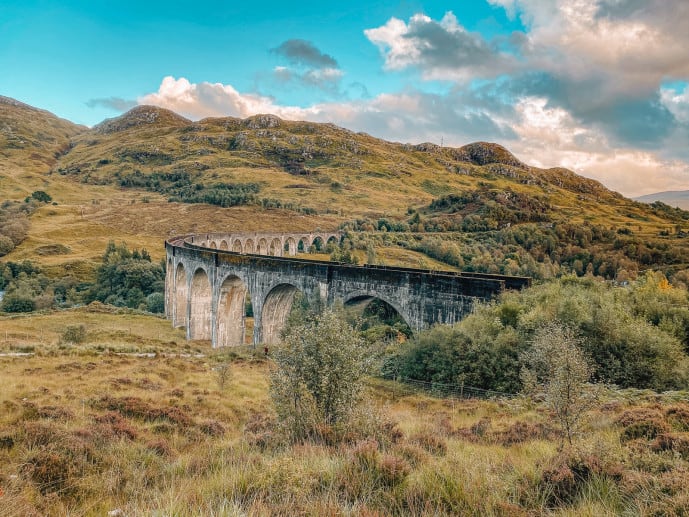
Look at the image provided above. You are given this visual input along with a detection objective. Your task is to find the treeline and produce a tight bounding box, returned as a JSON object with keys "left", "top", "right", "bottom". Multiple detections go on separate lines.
{"left": 342, "top": 211, "right": 689, "bottom": 281}
{"left": 0, "top": 242, "right": 164, "bottom": 313}
{"left": 113, "top": 169, "right": 321, "bottom": 213}
{"left": 116, "top": 170, "right": 261, "bottom": 208}
{"left": 388, "top": 273, "right": 689, "bottom": 392}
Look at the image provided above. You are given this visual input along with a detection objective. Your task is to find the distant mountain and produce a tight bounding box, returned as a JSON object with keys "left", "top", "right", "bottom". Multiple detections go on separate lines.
{"left": 634, "top": 191, "right": 689, "bottom": 210}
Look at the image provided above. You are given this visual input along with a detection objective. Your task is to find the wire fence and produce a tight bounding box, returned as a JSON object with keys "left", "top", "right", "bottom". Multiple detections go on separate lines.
{"left": 379, "top": 373, "right": 516, "bottom": 400}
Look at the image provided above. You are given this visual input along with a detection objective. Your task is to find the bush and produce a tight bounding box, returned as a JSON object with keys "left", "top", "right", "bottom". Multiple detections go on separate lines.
{"left": 61, "top": 325, "right": 86, "bottom": 344}
{"left": 270, "top": 309, "right": 372, "bottom": 442}
{"left": 0, "top": 235, "right": 14, "bottom": 256}
{"left": 1, "top": 293, "right": 35, "bottom": 313}
{"left": 30, "top": 191, "right": 52, "bottom": 203}
{"left": 145, "top": 292, "right": 165, "bottom": 313}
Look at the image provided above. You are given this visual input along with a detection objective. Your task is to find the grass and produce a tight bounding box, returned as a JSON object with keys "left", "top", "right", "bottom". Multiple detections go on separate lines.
{"left": 2, "top": 311, "right": 689, "bottom": 515}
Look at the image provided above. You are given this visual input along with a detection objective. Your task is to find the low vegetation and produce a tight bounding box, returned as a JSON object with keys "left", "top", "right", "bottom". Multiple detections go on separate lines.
{"left": 2, "top": 309, "right": 689, "bottom": 515}
{"left": 1, "top": 241, "right": 163, "bottom": 314}
{"left": 391, "top": 273, "right": 689, "bottom": 392}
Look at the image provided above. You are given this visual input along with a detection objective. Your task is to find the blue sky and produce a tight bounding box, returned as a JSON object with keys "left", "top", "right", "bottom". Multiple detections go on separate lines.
{"left": 2, "top": 0, "right": 688, "bottom": 196}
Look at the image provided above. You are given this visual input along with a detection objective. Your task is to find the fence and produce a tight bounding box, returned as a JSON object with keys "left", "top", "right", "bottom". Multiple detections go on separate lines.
{"left": 379, "top": 373, "right": 515, "bottom": 400}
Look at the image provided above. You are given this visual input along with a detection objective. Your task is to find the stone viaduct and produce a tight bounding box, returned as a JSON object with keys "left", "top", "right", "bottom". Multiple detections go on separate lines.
{"left": 165, "top": 232, "right": 531, "bottom": 348}
{"left": 193, "top": 231, "right": 343, "bottom": 256}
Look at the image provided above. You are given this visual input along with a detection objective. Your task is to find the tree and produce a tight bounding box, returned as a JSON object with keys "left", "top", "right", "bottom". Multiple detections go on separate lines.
{"left": 270, "top": 308, "right": 371, "bottom": 442}
{"left": 30, "top": 191, "right": 52, "bottom": 203}
{"left": 521, "top": 322, "right": 595, "bottom": 446}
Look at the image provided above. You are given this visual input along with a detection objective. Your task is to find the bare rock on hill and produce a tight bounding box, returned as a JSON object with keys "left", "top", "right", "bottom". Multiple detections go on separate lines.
{"left": 94, "top": 106, "right": 191, "bottom": 134}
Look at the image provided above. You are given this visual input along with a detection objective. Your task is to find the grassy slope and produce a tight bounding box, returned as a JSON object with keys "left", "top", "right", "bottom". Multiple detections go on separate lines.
{"left": 2, "top": 311, "right": 689, "bottom": 515}
{"left": 2, "top": 99, "right": 688, "bottom": 279}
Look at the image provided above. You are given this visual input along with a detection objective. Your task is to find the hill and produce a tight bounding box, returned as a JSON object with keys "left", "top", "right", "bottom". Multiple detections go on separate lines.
{"left": 0, "top": 96, "right": 84, "bottom": 197}
{"left": 1, "top": 97, "right": 689, "bottom": 282}
{"left": 635, "top": 190, "right": 689, "bottom": 210}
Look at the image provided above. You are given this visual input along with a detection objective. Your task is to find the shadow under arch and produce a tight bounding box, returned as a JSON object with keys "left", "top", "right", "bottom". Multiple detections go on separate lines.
{"left": 189, "top": 267, "right": 212, "bottom": 340}
{"left": 261, "top": 283, "right": 301, "bottom": 345}
{"left": 343, "top": 292, "right": 413, "bottom": 340}
{"left": 216, "top": 274, "right": 248, "bottom": 347}
{"left": 174, "top": 263, "right": 187, "bottom": 328}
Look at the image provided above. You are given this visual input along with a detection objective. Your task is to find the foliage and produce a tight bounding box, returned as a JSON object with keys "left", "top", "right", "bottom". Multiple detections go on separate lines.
{"left": 270, "top": 308, "right": 371, "bottom": 442}
{"left": 392, "top": 274, "right": 689, "bottom": 392}
{"left": 61, "top": 324, "right": 86, "bottom": 344}
{"left": 330, "top": 242, "right": 358, "bottom": 264}
{"left": 521, "top": 322, "right": 596, "bottom": 445}
{"left": 0, "top": 200, "right": 36, "bottom": 257}
{"left": 28, "top": 190, "right": 52, "bottom": 203}
{"left": 84, "top": 241, "right": 165, "bottom": 311}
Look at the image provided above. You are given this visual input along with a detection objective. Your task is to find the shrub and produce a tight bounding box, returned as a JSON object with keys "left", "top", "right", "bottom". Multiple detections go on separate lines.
{"left": 146, "top": 292, "right": 165, "bottom": 313}
{"left": 270, "top": 308, "right": 372, "bottom": 442}
{"left": 1, "top": 293, "right": 35, "bottom": 313}
{"left": 0, "top": 235, "right": 14, "bottom": 256}
{"left": 30, "top": 191, "right": 52, "bottom": 203}
{"left": 521, "top": 322, "right": 596, "bottom": 445}
{"left": 61, "top": 325, "right": 86, "bottom": 344}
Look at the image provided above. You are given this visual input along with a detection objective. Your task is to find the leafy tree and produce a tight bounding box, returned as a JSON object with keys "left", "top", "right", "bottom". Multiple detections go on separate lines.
{"left": 270, "top": 308, "right": 371, "bottom": 442}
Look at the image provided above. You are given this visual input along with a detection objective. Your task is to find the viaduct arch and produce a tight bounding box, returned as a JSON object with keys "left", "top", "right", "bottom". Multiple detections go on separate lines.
{"left": 165, "top": 232, "right": 530, "bottom": 347}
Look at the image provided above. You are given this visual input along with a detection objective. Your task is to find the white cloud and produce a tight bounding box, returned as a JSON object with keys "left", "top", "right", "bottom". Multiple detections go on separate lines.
{"left": 661, "top": 85, "right": 689, "bottom": 124}
{"left": 507, "top": 97, "right": 689, "bottom": 196}
{"left": 364, "top": 12, "right": 515, "bottom": 81}
{"left": 488, "top": 0, "right": 689, "bottom": 97}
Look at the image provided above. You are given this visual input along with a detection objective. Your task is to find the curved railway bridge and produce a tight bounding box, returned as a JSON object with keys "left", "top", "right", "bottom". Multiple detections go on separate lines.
{"left": 165, "top": 232, "right": 531, "bottom": 347}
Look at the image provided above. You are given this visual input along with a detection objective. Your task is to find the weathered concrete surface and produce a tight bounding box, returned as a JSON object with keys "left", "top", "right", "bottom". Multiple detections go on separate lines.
{"left": 166, "top": 234, "right": 531, "bottom": 347}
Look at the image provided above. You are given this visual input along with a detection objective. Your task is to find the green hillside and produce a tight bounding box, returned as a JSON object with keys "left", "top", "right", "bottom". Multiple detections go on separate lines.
{"left": 1, "top": 98, "right": 688, "bottom": 281}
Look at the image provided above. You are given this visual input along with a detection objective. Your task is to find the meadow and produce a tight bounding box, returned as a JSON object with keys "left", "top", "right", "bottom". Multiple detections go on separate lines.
{"left": 2, "top": 309, "right": 689, "bottom": 516}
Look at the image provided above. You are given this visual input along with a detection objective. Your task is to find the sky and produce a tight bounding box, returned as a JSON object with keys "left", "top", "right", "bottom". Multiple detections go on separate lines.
{"left": 1, "top": 0, "right": 688, "bottom": 197}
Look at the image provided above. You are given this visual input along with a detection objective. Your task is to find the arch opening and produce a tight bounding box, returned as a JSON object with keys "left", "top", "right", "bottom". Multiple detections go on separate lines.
{"left": 257, "top": 238, "right": 268, "bottom": 255}
{"left": 216, "top": 275, "right": 248, "bottom": 347}
{"left": 245, "top": 239, "right": 255, "bottom": 254}
{"left": 233, "top": 239, "right": 243, "bottom": 253}
{"left": 209, "top": 241, "right": 218, "bottom": 249}
{"left": 297, "top": 239, "right": 306, "bottom": 253}
{"left": 189, "top": 268, "right": 212, "bottom": 340}
{"left": 310, "top": 236, "right": 324, "bottom": 253}
{"left": 324, "top": 236, "right": 339, "bottom": 253}
{"left": 174, "top": 263, "right": 187, "bottom": 328}
{"left": 345, "top": 296, "right": 412, "bottom": 342}
{"left": 261, "top": 283, "right": 301, "bottom": 345}
{"left": 219, "top": 240, "right": 229, "bottom": 251}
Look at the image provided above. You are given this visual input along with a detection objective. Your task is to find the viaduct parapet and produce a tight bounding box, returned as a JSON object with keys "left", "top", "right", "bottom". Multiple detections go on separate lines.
{"left": 165, "top": 233, "right": 531, "bottom": 347}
